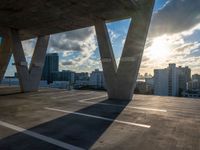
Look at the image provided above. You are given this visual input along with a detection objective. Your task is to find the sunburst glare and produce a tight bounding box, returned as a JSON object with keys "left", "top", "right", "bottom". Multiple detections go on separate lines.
{"left": 148, "top": 36, "right": 171, "bottom": 61}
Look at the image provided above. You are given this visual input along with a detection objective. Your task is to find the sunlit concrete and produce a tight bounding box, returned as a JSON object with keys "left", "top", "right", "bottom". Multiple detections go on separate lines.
{"left": 0, "top": 87, "right": 199, "bottom": 150}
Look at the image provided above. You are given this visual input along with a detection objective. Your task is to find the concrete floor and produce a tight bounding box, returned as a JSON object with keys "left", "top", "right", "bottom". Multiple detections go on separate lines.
{"left": 0, "top": 86, "right": 200, "bottom": 150}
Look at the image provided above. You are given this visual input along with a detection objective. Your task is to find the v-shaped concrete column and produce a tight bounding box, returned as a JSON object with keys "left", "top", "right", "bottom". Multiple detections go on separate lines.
{"left": 9, "top": 29, "right": 49, "bottom": 92}
{"left": 0, "top": 34, "right": 12, "bottom": 82}
{"left": 95, "top": 1, "right": 154, "bottom": 100}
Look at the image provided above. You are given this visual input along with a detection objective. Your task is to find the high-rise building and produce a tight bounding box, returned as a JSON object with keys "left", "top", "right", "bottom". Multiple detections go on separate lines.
{"left": 89, "top": 69, "right": 105, "bottom": 89}
{"left": 188, "top": 74, "right": 200, "bottom": 90}
{"left": 177, "top": 66, "right": 191, "bottom": 94}
{"left": 60, "top": 70, "right": 75, "bottom": 84}
{"left": 51, "top": 70, "right": 75, "bottom": 84}
{"left": 75, "top": 72, "right": 89, "bottom": 81}
{"left": 192, "top": 74, "right": 200, "bottom": 82}
{"left": 154, "top": 64, "right": 191, "bottom": 96}
{"left": 41, "top": 53, "right": 59, "bottom": 83}
{"left": 168, "top": 64, "right": 178, "bottom": 96}
{"left": 154, "top": 69, "right": 169, "bottom": 96}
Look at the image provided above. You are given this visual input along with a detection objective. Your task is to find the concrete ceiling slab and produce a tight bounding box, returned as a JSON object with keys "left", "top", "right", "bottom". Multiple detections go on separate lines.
{"left": 0, "top": 0, "right": 150, "bottom": 40}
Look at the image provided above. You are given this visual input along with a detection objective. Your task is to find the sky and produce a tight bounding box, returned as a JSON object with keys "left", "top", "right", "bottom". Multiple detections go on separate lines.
{"left": 3, "top": 0, "right": 200, "bottom": 76}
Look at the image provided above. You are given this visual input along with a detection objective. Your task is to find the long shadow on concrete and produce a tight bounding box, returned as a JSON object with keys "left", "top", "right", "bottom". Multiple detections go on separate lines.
{"left": 0, "top": 98, "right": 130, "bottom": 150}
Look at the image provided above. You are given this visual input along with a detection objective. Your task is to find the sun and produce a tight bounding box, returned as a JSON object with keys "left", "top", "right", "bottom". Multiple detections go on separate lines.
{"left": 148, "top": 36, "right": 171, "bottom": 61}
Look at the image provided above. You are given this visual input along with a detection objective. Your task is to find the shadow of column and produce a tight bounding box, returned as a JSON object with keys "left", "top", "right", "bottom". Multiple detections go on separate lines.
{"left": 0, "top": 98, "right": 131, "bottom": 150}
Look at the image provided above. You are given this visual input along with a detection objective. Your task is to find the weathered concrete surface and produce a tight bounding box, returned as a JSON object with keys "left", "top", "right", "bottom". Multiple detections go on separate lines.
{"left": 0, "top": 86, "right": 199, "bottom": 150}
{"left": 10, "top": 30, "right": 49, "bottom": 92}
{"left": 0, "top": 0, "right": 154, "bottom": 40}
{"left": 95, "top": 1, "right": 154, "bottom": 100}
{"left": 0, "top": 34, "right": 12, "bottom": 81}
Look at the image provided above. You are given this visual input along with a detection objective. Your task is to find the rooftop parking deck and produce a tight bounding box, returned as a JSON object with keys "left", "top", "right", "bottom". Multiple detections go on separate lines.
{"left": 0, "top": 86, "right": 200, "bottom": 150}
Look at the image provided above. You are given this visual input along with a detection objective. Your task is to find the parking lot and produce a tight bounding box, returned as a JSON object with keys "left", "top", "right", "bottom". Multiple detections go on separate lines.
{"left": 0, "top": 86, "right": 200, "bottom": 150}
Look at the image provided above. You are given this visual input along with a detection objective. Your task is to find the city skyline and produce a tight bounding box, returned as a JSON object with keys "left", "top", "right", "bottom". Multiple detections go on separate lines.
{"left": 3, "top": 61, "right": 199, "bottom": 98}
{"left": 7, "top": 55, "right": 199, "bottom": 81}
{"left": 4, "top": 0, "right": 200, "bottom": 76}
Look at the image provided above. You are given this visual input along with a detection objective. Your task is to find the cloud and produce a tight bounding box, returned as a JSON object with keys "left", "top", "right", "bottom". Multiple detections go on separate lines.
{"left": 108, "top": 29, "right": 119, "bottom": 44}
{"left": 141, "top": 55, "right": 150, "bottom": 62}
{"left": 20, "top": 26, "right": 98, "bottom": 71}
{"left": 61, "top": 61, "right": 74, "bottom": 66}
{"left": 49, "top": 27, "right": 96, "bottom": 52}
{"left": 60, "top": 58, "right": 102, "bottom": 73}
{"left": 49, "top": 26, "right": 97, "bottom": 68}
{"left": 173, "top": 42, "right": 200, "bottom": 53}
{"left": 149, "top": 0, "right": 200, "bottom": 38}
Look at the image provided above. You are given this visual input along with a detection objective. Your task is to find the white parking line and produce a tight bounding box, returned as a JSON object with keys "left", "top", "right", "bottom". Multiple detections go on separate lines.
{"left": 78, "top": 95, "right": 107, "bottom": 102}
{"left": 0, "top": 121, "right": 84, "bottom": 150}
{"left": 45, "top": 107, "right": 151, "bottom": 128}
{"left": 80, "top": 101, "right": 167, "bottom": 112}
{"left": 79, "top": 96, "right": 167, "bottom": 112}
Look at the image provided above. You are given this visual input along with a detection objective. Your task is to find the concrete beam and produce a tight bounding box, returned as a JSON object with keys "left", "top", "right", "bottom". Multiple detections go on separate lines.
{"left": 0, "top": 0, "right": 151, "bottom": 40}
{"left": 9, "top": 29, "right": 49, "bottom": 92}
{"left": 0, "top": 34, "right": 12, "bottom": 82}
{"left": 95, "top": 0, "right": 155, "bottom": 100}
